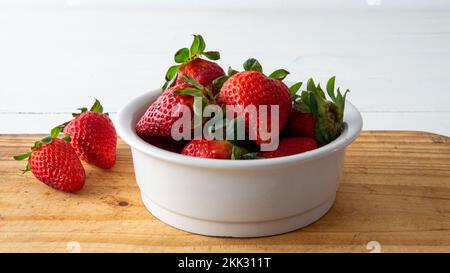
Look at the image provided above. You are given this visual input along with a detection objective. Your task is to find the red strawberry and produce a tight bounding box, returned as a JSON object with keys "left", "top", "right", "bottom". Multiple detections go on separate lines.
{"left": 144, "top": 137, "right": 187, "bottom": 153}
{"left": 284, "top": 108, "right": 316, "bottom": 138}
{"left": 63, "top": 99, "right": 117, "bottom": 169}
{"left": 14, "top": 133, "right": 85, "bottom": 193}
{"left": 258, "top": 137, "right": 317, "bottom": 158}
{"left": 181, "top": 139, "right": 235, "bottom": 159}
{"left": 217, "top": 64, "right": 292, "bottom": 144}
{"left": 163, "top": 35, "right": 224, "bottom": 92}
{"left": 177, "top": 58, "right": 224, "bottom": 93}
{"left": 135, "top": 83, "right": 195, "bottom": 138}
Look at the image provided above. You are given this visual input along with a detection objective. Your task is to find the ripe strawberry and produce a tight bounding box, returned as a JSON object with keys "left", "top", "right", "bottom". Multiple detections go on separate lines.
{"left": 137, "top": 75, "right": 216, "bottom": 139}
{"left": 284, "top": 108, "right": 316, "bottom": 138}
{"left": 63, "top": 99, "right": 117, "bottom": 169}
{"left": 176, "top": 58, "right": 225, "bottom": 93}
{"left": 257, "top": 137, "right": 317, "bottom": 158}
{"left": 217, "top": 59, "right": 292, "bottom": 144}
{"left": 136, "top": 82, "right": 195, "bottom": 138}
{"left": 14, "top": 130, "right": 85, "bottom": 193}
{"left": 144, "top": 137, "right": 187, "bottom": 153}
{"left": 182, "top": 139, "right": 244, "bottom": 160}
{"left": 163, "top": 34, "right": 224, "bottom": 92}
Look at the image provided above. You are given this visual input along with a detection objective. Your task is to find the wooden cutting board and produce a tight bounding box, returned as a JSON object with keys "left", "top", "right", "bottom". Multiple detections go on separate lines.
{"left": 0, "top": 131, "right": 449, "bottom": 253}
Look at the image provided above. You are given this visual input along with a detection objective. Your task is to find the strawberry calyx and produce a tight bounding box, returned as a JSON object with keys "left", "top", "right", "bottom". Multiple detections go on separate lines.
{"left": 72, "top": 98, "right": 108, "bottom": 118}
{"left": 292, "top": 76, "right": 349, "bottom": 146}
{"left": 163, "top": 34, "right": 221, "bottom": 91}
{"left": 212, "top": 66, "right": 239, "bottom": 92}
{"left": 173, "top": 74, "right": 216, "bottom": 129}
{"left": 13, "top": 126, "right": 71, "bottom": 173}
{"left": 212, "top": 58, "right": 290, "bottom": 91}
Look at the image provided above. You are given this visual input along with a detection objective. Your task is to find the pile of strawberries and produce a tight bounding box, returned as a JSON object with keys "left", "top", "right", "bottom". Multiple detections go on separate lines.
{"left": 14, "top": 34, "right": 349, "bottom": 192}
{"left": 136, "top": 35, "right": 349, "bottom": 160}
{"left": 14, "top": 100, "right": 117, "bottom": 192}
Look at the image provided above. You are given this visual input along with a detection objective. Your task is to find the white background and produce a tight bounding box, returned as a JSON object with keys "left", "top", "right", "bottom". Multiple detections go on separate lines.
{"left": 1, "top": 0, "right": 449, "bottom": 136}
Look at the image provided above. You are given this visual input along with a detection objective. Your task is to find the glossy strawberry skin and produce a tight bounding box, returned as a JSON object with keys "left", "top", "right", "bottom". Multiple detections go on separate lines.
{"left": 258, "top": 137, "right": 317, "bottom": 158}
{"left": 284, "top": 109, "right": 316, "bottom": 138}
{"left": 28, "top": 138, "right": 85, "bottom": 192}
{"left": 217, "top": 71, "right": 292, "bottom": 144}
{"left": 135, "top": 83, "right": 194, "bottom": 139}
{"left": 176, "top": 58, "right": 225, "bottom": 93}
{"left": 63, "top": 112, "right": 117, "bottom": 169}
{"left": 181, "top": 139, "right": 233, "bottom": 159}
{"left": 144, "top": 137, "right": 187, "bottom": 153}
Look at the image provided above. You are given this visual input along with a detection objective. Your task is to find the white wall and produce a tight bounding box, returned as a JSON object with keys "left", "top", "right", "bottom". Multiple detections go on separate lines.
{"left": 1, "top": 1, "right": 449, "bottom": 135}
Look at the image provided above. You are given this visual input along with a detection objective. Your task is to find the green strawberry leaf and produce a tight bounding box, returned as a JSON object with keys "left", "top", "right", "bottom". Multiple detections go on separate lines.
{"left": 268, "top": 69, "right": 290, "bottom": 80}
{"left": 190, "top": 34, "right": 206, "bottom": 56}
{"left": 306, "top": 78, "right": 316, "bottom": 92}
{"left": 162, "top": 72, "right": 177, "bottom": 91}
{"left": 62, "top": 134, "right": 71, "bottom": 142}
{"left": 300, "top": 91, "right": 311, "bottom": 108}
{"left": 308, "top": 92, "right": 319, "bottom": 119}
{"left": 227, "top": 67, "right": 238, "bottom": 76}
{"left": 50, "top": 126, "right": 61, "bottom": 138}
{"left": 326, "top": 76, "right": 336, "bottom": 101}
{"left": 212, "top": 75, "right": 229, "bottom": 92}
{"left": 174, "top": 88, "right": 204, "bottom": 97}
{"left": 165, "top": 65, "right": 180, "bottom": 81}
{"left": 231, "top": 145, "right": 242, "bottom": 160}
{"left": 243, "top": 58, "right": 263, "bottom": 72}
{"left": 41, "top": 136, "right": 53, "bottom": 144}
{"left": 174, "top": 48, "right": 190, "bottom": 63}
{"left": 203, "top": 51, "right": 220, "bottom": 61}
{"left": 181, "top": 74, "right": 204, "bottom": 90}
{"left": 316, "top": 83, "right": 326, "bottom": 99}
{"left": 32, "top": 140, "right": 42, "bottom": 150}
{"left": 90, "top": 99, "right": 104, "bottom": 113}
{"left": 13, "top": 152, "right": 31, "bottom": 161}
{"left": 289, "top": 82, "right": 303, "bottom": 98}
{"left": 334, "top": 88, "right": 349, "bottom": 114}
{"left": 294, "top": 100, "right": 311, "bottom": 113}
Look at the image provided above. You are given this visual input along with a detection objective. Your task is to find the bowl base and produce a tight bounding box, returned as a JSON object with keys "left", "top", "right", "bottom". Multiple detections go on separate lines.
{"left": 141, "top": 193, "right": 336, "bottom": 238}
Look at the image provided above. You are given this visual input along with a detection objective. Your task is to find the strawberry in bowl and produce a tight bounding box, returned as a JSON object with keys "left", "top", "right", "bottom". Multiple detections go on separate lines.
{"left": 117, "top": 34, "right": 363, "bottom": 237}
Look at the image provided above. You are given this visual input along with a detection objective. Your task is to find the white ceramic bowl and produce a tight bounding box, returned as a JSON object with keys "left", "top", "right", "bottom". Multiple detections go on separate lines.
{"left": 116, "top": 89, "right": 363, "bottom": 237}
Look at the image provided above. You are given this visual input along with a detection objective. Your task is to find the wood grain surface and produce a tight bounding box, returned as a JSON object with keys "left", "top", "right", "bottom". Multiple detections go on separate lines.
{"left": 0, "top": 131, "right": 449, "bottom": 253}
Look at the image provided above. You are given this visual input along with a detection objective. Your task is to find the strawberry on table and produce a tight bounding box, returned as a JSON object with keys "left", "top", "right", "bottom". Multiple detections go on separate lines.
{"left": 217, "top": 58, "right": 292, "bottom": 145}
{"left": 163, "top": 34, "right": 225, "bottom": 93}
{"left": 13, "top": 128, "right": 85, "bottom": 193}
{"left": 62, "top": 99, "right": 117, "bottom": 169}
{"left": 257, "top": 137, "right": 317, "bottom": 159}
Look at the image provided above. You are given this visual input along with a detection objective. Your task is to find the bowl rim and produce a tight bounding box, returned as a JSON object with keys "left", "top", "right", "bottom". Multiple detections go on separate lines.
{"left": 116, "top": 88, "right": 363, "bottom": 170}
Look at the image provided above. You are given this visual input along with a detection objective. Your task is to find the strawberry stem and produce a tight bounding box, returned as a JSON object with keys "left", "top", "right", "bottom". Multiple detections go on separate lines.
{"left": 162, "top": 34, "right": 221, "bottom": 91}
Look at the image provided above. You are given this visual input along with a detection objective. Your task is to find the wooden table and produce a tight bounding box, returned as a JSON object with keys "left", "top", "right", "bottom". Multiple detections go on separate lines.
{"left": 0, "top": 131, "right": 449, "bottom": 253}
